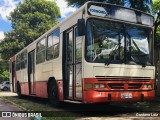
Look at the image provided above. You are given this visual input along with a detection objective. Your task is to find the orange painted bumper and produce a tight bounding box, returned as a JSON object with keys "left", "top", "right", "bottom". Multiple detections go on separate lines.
{"left": 83, "top": 90, "right": 155, "bottom": 103}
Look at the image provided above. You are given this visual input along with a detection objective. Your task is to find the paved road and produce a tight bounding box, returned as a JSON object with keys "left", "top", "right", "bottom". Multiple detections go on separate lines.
{"left": 0, "top": 91, "right": 17, "bottom": 97}
{"left": 0, "top": 92, "right": 30, "bottom": 120}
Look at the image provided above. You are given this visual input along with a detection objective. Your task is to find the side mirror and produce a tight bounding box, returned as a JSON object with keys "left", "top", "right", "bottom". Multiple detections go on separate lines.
{"left": 77, "top": 19, "right": 85, "bottom": 36}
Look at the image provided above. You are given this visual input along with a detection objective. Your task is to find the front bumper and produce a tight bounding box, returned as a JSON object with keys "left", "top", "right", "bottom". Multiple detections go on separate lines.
{"left": 83, "top": 90, "right": 155, "bottom": 103}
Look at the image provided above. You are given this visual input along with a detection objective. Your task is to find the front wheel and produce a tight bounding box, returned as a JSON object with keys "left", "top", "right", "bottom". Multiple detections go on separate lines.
{"left": 3, "top": 87, "right": 8, "bottom": 91}
{"left": 48, "top": 81, "right": 60, "bottom": 107}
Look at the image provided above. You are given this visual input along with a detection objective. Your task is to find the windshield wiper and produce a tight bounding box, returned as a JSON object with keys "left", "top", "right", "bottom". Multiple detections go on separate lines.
{"left": 105, "top": 59, "right": 111, "bottom": 66}
{"left": 105, "top": 43, "right": 121, "bottom": 66}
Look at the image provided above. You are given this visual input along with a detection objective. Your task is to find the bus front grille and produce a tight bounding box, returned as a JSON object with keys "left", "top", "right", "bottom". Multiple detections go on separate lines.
{"left": 128, "top": 83, "right": 142, "bottom": 89}
{"left": 96, "top": 76, "right": 151, "bottom": 82}
{"left": 108, "top": 83, "right": 124, "bottom": 89}
{"left": 108, "top": 83, "right": 142, "bottom": 90}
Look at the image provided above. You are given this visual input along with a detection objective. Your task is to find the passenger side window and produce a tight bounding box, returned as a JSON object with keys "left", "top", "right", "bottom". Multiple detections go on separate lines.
{"left": 21, "top": 50, "right": 27, "bottom": 69}
{"left": 16, "top": 50, "right": 27, "bottom": 70}
{"left": 36, "top": 38, "right": 46, "bottom": 64}
{"left": 16, "top": 54, "right": 21, "bottom": 71}
{"left": 46, "top": 29, "right": 60, "bottom": 60}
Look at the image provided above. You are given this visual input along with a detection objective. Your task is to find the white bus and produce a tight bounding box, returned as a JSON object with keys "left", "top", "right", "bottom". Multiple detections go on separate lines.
{"left": 9, "top": 1, "right": 155, "bottom": 106}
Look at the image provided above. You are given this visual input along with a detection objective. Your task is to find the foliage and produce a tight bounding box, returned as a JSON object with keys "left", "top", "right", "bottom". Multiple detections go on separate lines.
{"left": 0, "top": 0, "right": 60, "bottom": 82}
{"left": 0, "top": 0, "right": 60, "bottom": 60}
{"left": 66, "top": 0, "right": 125, "bottom": 7}
{"left": 128, "top": 0, "right": 152, "bottom": 13}
{"left": 152, "top": 0, "right": 160, "bottom": 47}
{"left": 0, "top": 31, "right": 25, "bottom": 60}
{"left": 66, "top": 0, "right": 152, "bottom": 12}
{"left": 0, "top": 60, "right": 9, "bottom": 83}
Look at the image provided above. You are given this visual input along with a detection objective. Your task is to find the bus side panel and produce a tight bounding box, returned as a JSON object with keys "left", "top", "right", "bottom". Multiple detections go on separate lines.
{"left": 35, "top": 81, "right": 48, "bottom": 98}
{"left": 16, "top": 66, "right": 28, "bottom": 95}
{"left": 34, "top": 59, "right": 62, "bottom": 98}
{"left": 20, "top": 82, "right": 29, "bottom": 95}
{"left": 19, "top": 81, "right": 48, "bottom": 98}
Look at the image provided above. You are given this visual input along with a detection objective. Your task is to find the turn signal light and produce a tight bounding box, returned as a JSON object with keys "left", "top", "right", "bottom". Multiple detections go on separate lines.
{"left": 86, "top": 83, "right": 92, "bottom": 89}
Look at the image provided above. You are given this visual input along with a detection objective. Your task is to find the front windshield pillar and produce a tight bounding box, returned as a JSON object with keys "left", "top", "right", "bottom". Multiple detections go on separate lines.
{"left": 124, "top": 26, "right": 127, "bottom": 64}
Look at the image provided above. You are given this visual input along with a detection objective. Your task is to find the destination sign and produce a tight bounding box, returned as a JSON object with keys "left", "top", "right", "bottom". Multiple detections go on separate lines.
{"left": 87, "top": 2, "right": 154, "bottom": 26}
{"left": 88, "top": 5, "right": 107, "bottom": 17}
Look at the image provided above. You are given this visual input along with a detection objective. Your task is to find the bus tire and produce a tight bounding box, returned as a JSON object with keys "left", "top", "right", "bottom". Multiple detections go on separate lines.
{"left": 17, "top": 82, "right": 22, "bottom": 98}
{"left": 48, "top": 81, "right": 60, "bottom": 107}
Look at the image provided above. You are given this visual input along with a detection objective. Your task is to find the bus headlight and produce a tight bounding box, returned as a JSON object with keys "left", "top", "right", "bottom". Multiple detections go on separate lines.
{"left": 94, "top": 84, "right": 105, "bottom": 89}
{"left": 100, "top": 84, "right": 105, "bottom": 88}
{"left": 143, "top": 84, "right": 152, "bottom": 89}
{"left": 94, "top": 84, "right": 99, "bottom": 89}
{"left": 143, "top": 85, "right": 147, "bottom": 88}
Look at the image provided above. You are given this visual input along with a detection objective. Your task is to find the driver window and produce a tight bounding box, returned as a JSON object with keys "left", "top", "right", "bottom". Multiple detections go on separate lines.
{"left": 86, "top": 19, "right": 124, "bottom": 63}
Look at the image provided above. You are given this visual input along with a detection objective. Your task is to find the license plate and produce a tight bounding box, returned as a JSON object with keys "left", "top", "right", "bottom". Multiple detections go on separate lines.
{"left": 121, "top": 93, "right": 132, "bottom": 99}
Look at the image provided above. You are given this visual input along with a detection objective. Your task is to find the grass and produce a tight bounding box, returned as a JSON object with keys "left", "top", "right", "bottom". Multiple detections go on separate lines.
{"left": 0, "top": 96, "right": 76, "bottom": 120}
{"left": 1, "top": 96, "right": 160, "bottom": 120}
{"left": 114, "top": 97, "right": 160, "bottom": 112}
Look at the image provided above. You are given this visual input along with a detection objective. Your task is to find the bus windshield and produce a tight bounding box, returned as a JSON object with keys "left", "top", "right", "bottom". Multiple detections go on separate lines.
{"left": 86, "top": 19, "right": 152, "bottom": 65}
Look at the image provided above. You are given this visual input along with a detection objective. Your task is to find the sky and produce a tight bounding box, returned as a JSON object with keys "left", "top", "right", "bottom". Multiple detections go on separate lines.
{"left": 0, "top": 0, "right": 77, "bottom": 40}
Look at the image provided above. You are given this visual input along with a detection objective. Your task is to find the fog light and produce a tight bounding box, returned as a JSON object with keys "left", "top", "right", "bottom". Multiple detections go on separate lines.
{"left": 143, "top": 85, "right": 147, "bottom": 88}
{"left": 94, "top": 84, "right": 99, "bottom": 89}
{"left": 148, "top": 85, "right": 152, "bottom": 88}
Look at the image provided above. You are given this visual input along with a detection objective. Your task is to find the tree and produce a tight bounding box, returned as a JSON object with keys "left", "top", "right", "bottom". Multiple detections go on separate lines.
{"left": 66, "top": 0, "right": 152, "bottom": 13}
{"left": 0, "top": 0, "right": 60, "bottom": 60}
{"left": 152, "top": 0, "right": 160, "bottom": 46}
{"left": 128, "top": 0, "right": 152, "bottom": 13}
{"left": 0, "top": 31, "right": 24, "bottom": 60}
{"left": 0, "top": 60, "right": 9, "bottom": 82}
{"left": 66, "top": 0, "right": 125, "bottom": 7}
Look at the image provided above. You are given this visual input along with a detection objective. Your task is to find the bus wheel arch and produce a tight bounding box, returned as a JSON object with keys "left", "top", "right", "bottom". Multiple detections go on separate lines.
{"left": 47, "top": 77, "right": 60, "bottom": 107}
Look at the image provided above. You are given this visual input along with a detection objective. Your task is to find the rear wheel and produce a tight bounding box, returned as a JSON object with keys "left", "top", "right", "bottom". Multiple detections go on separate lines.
{"left": 17, "top": 82, "right": 22, "bottom": 98}
{"left": 48, "top": 81, "right": 60, "bottom": 107}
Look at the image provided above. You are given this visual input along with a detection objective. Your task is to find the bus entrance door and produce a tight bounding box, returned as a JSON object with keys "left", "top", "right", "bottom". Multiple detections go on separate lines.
{"left": 64, "top": 27, "right": 82, "bottom": 100}
{"left": 28, "top": 50, "right": 36, "bottom": 95}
